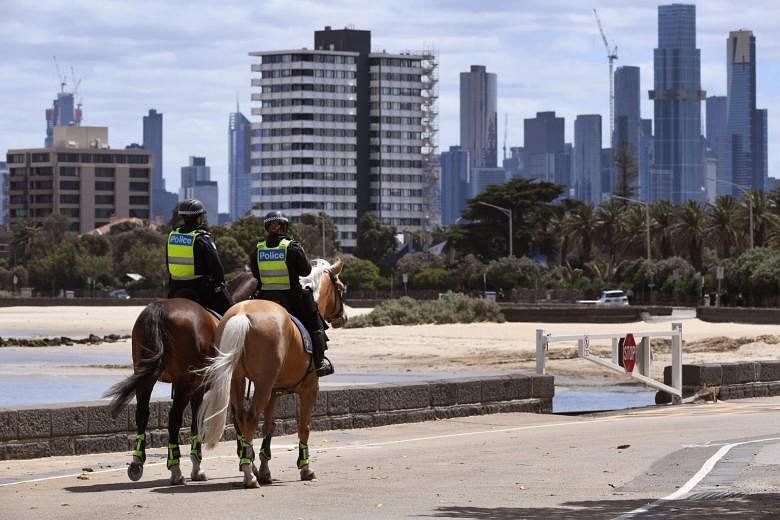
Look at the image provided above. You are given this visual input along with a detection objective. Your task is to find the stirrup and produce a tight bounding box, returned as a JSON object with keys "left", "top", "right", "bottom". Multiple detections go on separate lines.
{"left": 316, "top": 357, "right": 334, "bottom": 377}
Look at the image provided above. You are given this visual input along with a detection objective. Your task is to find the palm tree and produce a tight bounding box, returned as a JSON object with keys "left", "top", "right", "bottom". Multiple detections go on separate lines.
{"left": 650, "top": 201, "right": 675, "bottom": 258}
{"left": 619, "top": 205, "right": 648, "bottom": 261}
{"left": 595, "top": 200, "right": 624, "bottom": 263}
{"left": 672, "top": 200, "right": 706, "bottom": 271}
{"left": 743, "top": 190, "right": 780, "bottom": 248}
{"left": 562, "top": 204, "right": 598, "bottom": 264}
{"left": 706, "top": 196, "right": 739, "bottom": 258}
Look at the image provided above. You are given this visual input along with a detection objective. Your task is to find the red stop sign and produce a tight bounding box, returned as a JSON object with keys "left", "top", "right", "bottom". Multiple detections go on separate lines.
{"left": 623, "top": 333, "right": 637, "bottom": 373}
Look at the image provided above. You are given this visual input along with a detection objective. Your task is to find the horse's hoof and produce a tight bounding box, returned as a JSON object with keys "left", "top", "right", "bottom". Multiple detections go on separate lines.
{"left": 300, "top": 468, "right": 316, "bottom": 481}
{"left": 128, "top": 462, "right": 144, "bottom": 482}
{"left": 169, "top": 466, "right": 185, "bottom": 485}
{"left": 244, "top": 476, "right": 260, "bottom": 488}
{"left": 191, "top": 470, "right": 207, "bottom": 482}
{"left": 258, "top": 474, "right": 272, "bottom": 485}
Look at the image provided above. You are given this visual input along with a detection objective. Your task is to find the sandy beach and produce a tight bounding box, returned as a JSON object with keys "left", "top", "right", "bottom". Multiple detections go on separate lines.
{"left": 1, "top": 305, "right": 778, "bottom": 384}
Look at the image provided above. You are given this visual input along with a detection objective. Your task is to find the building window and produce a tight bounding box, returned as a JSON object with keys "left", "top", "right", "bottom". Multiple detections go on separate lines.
{"left": 95, "top": 208, "right": 114, "bottom": 219}
{"left": 31, "top": 153, "right": 50, "bottom": 163}
{"left": 31, "top": 180, "right": 53, "bottom": 189}
{"left": 129, "top": 209, "right": 149, "bottom": 219}
{"left": 95, "top": 194, "right": 114, "bottom": 204}
{"left": 60, "top": 207, "right": 80, "bottom": 217}
{"left": 57, "top": 153, "right": 80, "bottom": 163}
{"left": 59, "top": 180, "right": 80, "bottom": 190}
{"left": 59, "top": 166, "right": 80, "bottom": 177}
{"left": 95, "top": 181, "right": 115, "bottom": 191}
{"left": 60, "top": 194, "right": 80, "bottom": 204}
{"left": 79, "top": 154, "right": 93, "bottom": 163}
{"left": 95, "top": 167, "right": 115, "bottom": 177}
{"left": 129, "top": 195, "right": 149, "bottom": 205}
{"left": 126, "top": 155, "right": 149, "bottom": 164}
{"left": 94, "top": 154, "right": 114, "bottom": 164}
{"left": 32, "top": 167, "right": 53, "bottom": 176}
{"left": 6, "top": 153, "right": 25, "bottom": 164}
{"left": 129, "top": 168, "right": 149, "bottom": 178}
{"left": 129, "top": 182, "right": 149, "bottom": 192}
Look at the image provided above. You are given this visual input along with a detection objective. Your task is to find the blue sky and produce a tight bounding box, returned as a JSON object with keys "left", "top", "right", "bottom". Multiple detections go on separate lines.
{"left": 2, "top": 0, "right": 779, "bottom": 212}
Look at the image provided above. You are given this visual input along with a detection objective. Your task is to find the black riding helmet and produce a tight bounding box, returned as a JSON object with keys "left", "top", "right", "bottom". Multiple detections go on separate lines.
{"left": 178, "top": 199, "right": 206, "bottom": 225}
{"left": 264, "top": 210, "right": 289, "bottom": 234}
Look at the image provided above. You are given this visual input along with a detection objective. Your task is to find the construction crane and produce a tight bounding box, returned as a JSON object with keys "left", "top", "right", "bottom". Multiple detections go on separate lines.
{"left": 52, "top": 55, "right": 66, "bottom": 92}
{"left": 593, "top": 9, "right": 618, "bottom": 144}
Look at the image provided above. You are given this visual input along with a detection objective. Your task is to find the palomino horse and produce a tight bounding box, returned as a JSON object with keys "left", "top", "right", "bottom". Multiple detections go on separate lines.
{"left": 197, "top": 258, "right": 347, "bottom": 488}
{"left": 104, "top": 272, "right": 256, "bottom": 484}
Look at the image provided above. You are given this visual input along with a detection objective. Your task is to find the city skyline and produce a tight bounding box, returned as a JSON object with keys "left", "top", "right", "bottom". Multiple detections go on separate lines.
{"left": 2, "top": 1, "right": 780, "bottom": 213}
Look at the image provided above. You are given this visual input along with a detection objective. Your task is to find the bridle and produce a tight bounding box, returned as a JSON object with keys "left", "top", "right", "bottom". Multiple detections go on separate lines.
{"left": 322, "top": 270, "right": 347, "bottom": 328}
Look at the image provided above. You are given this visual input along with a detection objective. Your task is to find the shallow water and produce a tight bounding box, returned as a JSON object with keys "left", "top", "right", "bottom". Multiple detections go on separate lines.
{"left": 553, "top": 385, "right": 657, "bottom": 413}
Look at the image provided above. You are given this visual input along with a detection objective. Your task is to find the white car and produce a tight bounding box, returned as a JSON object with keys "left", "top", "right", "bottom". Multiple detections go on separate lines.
{"left": 596, "top": 290, "right": 629, "bottom": 305}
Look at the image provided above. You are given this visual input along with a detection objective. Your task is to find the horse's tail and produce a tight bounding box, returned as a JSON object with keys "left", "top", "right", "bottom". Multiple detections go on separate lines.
{"left": 103, "top": 301, "right": 168, "bottom": 417}
{"left": 198, "top": 313, "right": 251, "bottom": 449}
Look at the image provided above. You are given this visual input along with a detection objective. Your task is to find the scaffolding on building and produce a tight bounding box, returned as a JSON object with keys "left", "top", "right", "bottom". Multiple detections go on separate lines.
{"left": 419, "top": 47, "right": 440, "bottom": 235}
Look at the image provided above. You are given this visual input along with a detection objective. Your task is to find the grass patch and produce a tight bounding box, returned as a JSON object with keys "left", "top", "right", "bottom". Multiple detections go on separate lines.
{"left": 345, "top": 295, "right": 505, "bottom": 328}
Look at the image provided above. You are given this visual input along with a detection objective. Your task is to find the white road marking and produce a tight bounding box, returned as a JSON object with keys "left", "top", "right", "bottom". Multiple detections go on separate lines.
{"left": 613, "top": 436, "right": 780, "bottom": 519}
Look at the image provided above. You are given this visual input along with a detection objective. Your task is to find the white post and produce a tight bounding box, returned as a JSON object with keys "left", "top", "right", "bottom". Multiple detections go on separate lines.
{"left": 536, "top": 329, "right": 546, "bottom": 374}
{"left": 639, "top": 336, "right": 651, "bottom": 377}
{"left": 611, "top": 337, "right": 619, "bottom": 365}
{"left": 671, "top": 322, "right": 683, "bottom": 402}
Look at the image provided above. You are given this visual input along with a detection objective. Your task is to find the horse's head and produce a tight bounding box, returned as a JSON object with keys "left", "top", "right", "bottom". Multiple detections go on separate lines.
{"left": 319, "top": 258, "right": 347, "bottom": 328}
{"left": 227, "top": 271, "right": 257, "bottom": 303}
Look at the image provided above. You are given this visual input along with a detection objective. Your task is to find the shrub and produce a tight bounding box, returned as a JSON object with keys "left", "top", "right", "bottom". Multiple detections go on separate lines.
{"left": 345, "top": 294, "right": 504, "bottom": 328}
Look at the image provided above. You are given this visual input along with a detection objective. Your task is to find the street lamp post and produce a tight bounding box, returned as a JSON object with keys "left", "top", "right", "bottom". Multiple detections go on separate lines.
{"left": 708, "top": 177, "right": 754, "bottom": 249}
{"left": 476, "top": 201, "right": 513, "bottom": 257}
{"left": 611, "top": 195, "right": 651, "bottom": 261}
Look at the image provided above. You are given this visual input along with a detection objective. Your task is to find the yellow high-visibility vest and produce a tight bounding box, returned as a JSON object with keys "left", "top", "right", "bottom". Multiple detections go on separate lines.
{"left": 167, "top": 229, "right": 204, "bottom": 281}
{"left": 256, "top": 239, "right": 291, "bottom": 290}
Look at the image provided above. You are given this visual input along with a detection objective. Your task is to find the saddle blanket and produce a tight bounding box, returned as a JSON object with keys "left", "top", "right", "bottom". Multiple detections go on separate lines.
{"left": 289, "top": 314, "right": 313, "bottom": 354}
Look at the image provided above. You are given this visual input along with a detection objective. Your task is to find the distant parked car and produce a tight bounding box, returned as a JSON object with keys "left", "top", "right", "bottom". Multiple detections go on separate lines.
{"left": 596, "top": 290, "right": 629, "bottom": 305}
{"left": 109, "top": 289, "right": 130, "bottom": 299}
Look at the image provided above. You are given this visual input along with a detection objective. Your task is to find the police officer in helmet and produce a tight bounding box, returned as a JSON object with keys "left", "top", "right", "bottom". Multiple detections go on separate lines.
{"left": 166, "top": 199, "right": 233, "bottom": 316}
{"left": 251, "top": 210, "right": 334, "bottom": 377}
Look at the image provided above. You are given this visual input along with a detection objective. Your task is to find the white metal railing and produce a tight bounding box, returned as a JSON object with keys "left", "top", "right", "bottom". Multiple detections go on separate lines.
{"left": 536, "top": 323, "right": 683, "bottom": 403}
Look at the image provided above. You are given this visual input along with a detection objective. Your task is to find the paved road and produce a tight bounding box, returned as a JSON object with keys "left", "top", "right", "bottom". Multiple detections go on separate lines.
{"left": 2, "top": 397, "right": 780, "bottom": 519}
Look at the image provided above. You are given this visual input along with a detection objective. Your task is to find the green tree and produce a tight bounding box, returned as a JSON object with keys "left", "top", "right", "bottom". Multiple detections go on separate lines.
{"left": 613, "top": 141, "right": 639, "bottom": 199}
{"left": 562, "top": 203, "right": 597, "bottom": 264}
{"left": 706, "top": 196, "right": 740, "bottom": 258}
{"left": 651, "top": 201, "right": 676, "bottom": 258}
{"left": 355, "top": 213, "right": 397, "bottom": 264}
{"left": 294, "top": 212, "right": 341, "bottom": 260}
{"left": 595, "top": 200, "right": 624, "bottom": 263}
{"left": 672, "top": 200, "right": 706, "bottom": 271}
{"left": 215, "top": 235, "right": 249, "bottom": 272}
{"left": 118, "top": 241, "right": 166, "bottom": 291}
{"left": 220, "top": 215, "right": 266, "bottom": 258}
{"left": 340, "top": 257, "right": 384, "bottom": 291}
{"left": 484, "top": 256, "right": 545, "bottom": 290}
{"left": 411, "top": 267, "right": 452, "bottom": 290}
{"left": 460, "top": 178, "right": 564, "bottom": 261}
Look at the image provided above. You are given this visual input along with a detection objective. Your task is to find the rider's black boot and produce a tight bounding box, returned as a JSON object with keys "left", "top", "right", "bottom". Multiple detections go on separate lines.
{"left": 311, "top": 330, "right": 334, "bottom": 377}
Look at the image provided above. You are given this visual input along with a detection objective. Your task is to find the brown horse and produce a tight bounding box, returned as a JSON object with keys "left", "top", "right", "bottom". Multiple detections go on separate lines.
{"left": 104, "top": 272, "right": 256, "bottom": 484}
{"left": 197, "top": 259, "right": 347, "bottom": 488}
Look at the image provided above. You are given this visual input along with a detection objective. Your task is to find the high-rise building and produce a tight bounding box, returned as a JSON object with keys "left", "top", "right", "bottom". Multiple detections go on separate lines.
{"left": 180, "top": 156, "right": 218, "bottom": 219}
{"left": 142, "top": 109, "right": 177, "bottom": 222}
{"left": 440, "top": 146, "right": 470, "bottom": 226}
{"left": 649, "top": 4, "right": 706, "bottom": 202}
{"left": 249, "top": 26, "right": 437, "bottom": 250}
{"left": 0, "top": 161, "right": 7, "bottom": 228}
{"left": 469, "top": 167, "right": 508, "bottom": 198}
{"left": 7, "top": 127, "right": 152, "bottom": 233}
{"left": 228, "top": 111, "right": 254, "bottom": 221}
{"left": 706, "top": 96, "right": 727, "bottom": 153}
{"left": 45, "top": 90, "right": 82, "bottom": 148}
{"left": 574, "top": 115, "right": 602, "bottom": 205}
{"left": 460, "top": 65, "right": 497, "bottom": 169}
{"left": 722, "top": 30, "right": 767, "bottom": 194}
{"left": 524, "top": 111, "right": 565, "bottom": 183}
{"left": 639, "top": 119, "right": 654, "bottom": 202}
{"left": 614, "top": 66, "right": 642, "bottom": 195}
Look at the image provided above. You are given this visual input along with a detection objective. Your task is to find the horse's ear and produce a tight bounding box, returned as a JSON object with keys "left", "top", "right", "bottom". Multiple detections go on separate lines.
{"left": 331, "top": 258, "right": 344, "bottom": 275}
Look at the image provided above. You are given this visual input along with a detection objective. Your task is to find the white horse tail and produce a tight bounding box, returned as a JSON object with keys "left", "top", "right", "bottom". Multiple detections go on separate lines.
{"left": 197, "top": 313, "right": 251, "bottom": 448}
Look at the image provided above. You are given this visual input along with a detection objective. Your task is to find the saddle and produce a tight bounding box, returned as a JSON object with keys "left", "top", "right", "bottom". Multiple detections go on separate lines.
{"left": 289, "top": 315, "right": 313, "bottom": 354}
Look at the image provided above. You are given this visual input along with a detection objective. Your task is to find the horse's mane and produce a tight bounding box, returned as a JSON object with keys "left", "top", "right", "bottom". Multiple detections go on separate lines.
{"left": 300, "top": 259, "right": 332, "bottom": 300}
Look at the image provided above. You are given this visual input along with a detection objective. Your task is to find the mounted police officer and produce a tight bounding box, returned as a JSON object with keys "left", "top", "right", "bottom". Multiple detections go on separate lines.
{"left": 166, "top": 199, "right": 233, "bottom": 316}
{"left": 251, "top": 210, "right": 334, "bottom": 377}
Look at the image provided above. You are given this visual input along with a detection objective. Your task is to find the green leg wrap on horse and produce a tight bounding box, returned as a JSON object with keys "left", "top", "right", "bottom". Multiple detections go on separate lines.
{"left": 190, "top": 435, "right": 202, "bottom": 463}
{"left": 132, "top": 433, "right": 146, "bottom": 464}
{"left": 259, "top": 435, "right": 272, "bottom": 460}
{"left": 167, "top": 444, "right": 181, "bottom": 469}
{"left": 297, "top": 442, "right": 309, "bottom": 469}
{"left": 238, "top": 437, "right": 255, "bottom": 467}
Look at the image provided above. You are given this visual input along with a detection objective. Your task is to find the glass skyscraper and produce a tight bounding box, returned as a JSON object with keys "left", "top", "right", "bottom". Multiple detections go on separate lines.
{"left": 228, "top": 111, "right": 253, "bottom": 221}
{"left": 574, "top": 115, "right": 602, "bottom": 206}
{"left": 723, "top": 30, "right": 767, "bottom": 194}
{"left": 649, "top": 4, "right": 706, "bottom": 203}
{"left": 440, "top": 146, "right": 470, "bottom": 226}
{"left": 460, "top": 65, "right": 497, "bottom": 169}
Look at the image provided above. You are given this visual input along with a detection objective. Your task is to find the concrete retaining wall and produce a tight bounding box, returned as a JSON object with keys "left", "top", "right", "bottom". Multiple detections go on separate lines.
{"left": 656, "top": 361, "right": 780, "bottom": 403}
{"left": 0, "top": 373, "right": 553, "bottom": 460}
{"left": 697, "top": 306, "right": 780, "bottom": 324}
{"left": 499, "top": 304, "right": 673, "bottom": 323}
